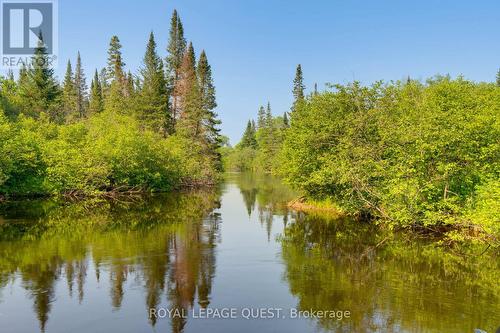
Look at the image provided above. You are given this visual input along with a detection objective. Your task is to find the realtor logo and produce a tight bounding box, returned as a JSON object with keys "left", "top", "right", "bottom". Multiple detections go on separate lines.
{"left": 1, "top": 0, "right": 58, "bottom": 68}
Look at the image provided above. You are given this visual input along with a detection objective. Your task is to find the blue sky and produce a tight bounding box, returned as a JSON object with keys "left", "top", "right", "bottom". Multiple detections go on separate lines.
{"left": 25, "top": 1, "right": 500, "bottom": 143}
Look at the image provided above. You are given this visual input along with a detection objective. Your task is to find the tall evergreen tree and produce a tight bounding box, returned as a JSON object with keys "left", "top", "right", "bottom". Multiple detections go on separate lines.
{"left": 88, "top": 70, "right": 104, "bottom": 114}
{"left": 139, "top": 31, "right": 170, "bottom": 134}
{"left": 240, "top": 120, "right": 257, "bottom": 149}
{"left": 257, "top": 105, "right": 266, "bottom": 129}
{"left": 197, "top": 50, "right": 221, "bottom": 149}
{"left": 62, "top": 60, "right": 77, "bottom": 120}
{"left": 266, "top": 102, "right": 273, "bottom": 125}
{"left": 291, "top": 64, "right": 305, "bottom": 113}
{"left": 197, "top": 51, "right": 216, "bottom": 111}
{"left": 74, "top": 52, "right": 88, "bottom": 118}
{"left": 166, "top": 9, "right": 187, "bottom": 124}
{"left": 175, "top": 42, "right": 202, "bottom": 137}
{"left": 166, "top": 10, "right": 186, "bottom": 76}
{"left": 106, "top": 36, "right": 125, "bottom": 83}
{"left": 19, "top": 33, "right": 61, "bottom": 120}
{"left": 105, "top": 36, "right": 127, "bottom": 112}
{"left": 255, "top": 102, "right": 276, "bottom": 172}
{"left": 99, "top": 68, "right": 109, "bottom": 95}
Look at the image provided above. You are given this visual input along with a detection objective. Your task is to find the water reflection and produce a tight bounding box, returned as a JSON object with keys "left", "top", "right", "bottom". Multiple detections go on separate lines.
{"left": 281, "top": 214, "right": 500, "bottom": 333}
{"left": 0, "top": 174, "right": 498, "bottom": 333}
{"left": 232, "top": 172, "right": 296, "bottom": 241}
{"left": 0, "top": 191, "right": 221, "bottom": 332}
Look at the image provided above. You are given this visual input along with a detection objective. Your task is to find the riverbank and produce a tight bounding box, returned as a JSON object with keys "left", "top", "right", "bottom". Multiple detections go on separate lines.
{"left": 1, "top": 173, "right": 499, "bottom": 333}
{"left": 0, "top": 178, "right": 220, "bottom": 204}
{"left": 287, "top": 196, "right": 500, "bottom": 247}
{"left": 287, "top": 197, "right": 344, "bottom": 217}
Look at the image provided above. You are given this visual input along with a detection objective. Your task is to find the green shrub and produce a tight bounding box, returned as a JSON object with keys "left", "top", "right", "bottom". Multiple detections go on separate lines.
{"left": 279, "top": 78, "right": 500, "bottom": 235}
{"left": 0, "top": 109, "right": 217, "bottom": 196}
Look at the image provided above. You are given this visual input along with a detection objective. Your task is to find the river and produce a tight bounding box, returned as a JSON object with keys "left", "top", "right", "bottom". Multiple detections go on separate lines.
{"left": 0, "top": 173, "right": 498, "bottom": 333}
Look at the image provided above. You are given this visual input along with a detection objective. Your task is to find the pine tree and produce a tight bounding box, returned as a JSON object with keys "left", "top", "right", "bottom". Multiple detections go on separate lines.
{"left": 62, "top": 60, "right": 77, "bottom": 120}
{"left": 496, "top": 68, "right": 500, "bottom": 87}
{"left": 255, "top": 102, "right": 276, "bottom": 172}
{"left": 265, "top": 102, "right": 274, "bottom": 132}
{"left": 88, "top": 70, "right": 104, "bottom": 114}
{"left": 99, "top": 68, "right": 109, "bottom": 94}
{"left": 106, "top": 36, "right": 125, "bottom": 83}
{"left": 257, "top": 105, "right": 266, "bottom": 129}
{"left": 197, "top": 50, "right": 221, "bottom": 149}
{"left": 175, "top": 42, "right": 194, "bottom": 113}
{"left": 166, "top": 10, "right": 186, "bottom": 77}
{"left": 139, "top": 31, "right": 170, "bottom": 134}
{"left": 105, "top": 36, "right": 127, "bottom": 112}
{"left": 74, "top": 52, "right": 88, "bottom": 118}
{"left": 266, "top": 102, "right": 276, "bottom": 145}
{"left": 197, "top": 51, "right": 217, "bottom": 111}
{"left": 19, "top": 33, "right": 61, "bottom": 120}
{"left": 240, "top": 120, "right": 257, "bottom": 149}
{"left": 166, "top": 9, "right": 187, "bottom": 124}
{"left": 292, "top": 64, "right": 305, "bottom": 113}
{"left": 266, "top": 103, "right": 277, "bottom": 163}
{"left": 175, "top": 42, "right": 202, "bottom": 137}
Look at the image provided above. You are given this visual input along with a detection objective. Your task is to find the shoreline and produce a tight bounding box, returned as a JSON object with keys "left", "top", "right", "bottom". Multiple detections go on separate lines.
{"left": 287, "top": 197, "right": 344, "bottom": 217}
{"left": 0, "top": 180, "right": 219, "bottom": 203}
{"left": 287, "top": 196, "right": 499, "bottom": 247}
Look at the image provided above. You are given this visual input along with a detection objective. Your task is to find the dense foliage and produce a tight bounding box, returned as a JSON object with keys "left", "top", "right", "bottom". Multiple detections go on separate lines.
{"left": 225, "top": 104, "right": 288, "bottom": 173}
{"left": 0, "top": 10, "right": 222, "bottom": 197}
{"left": 279, "top": 77, "right": 499, "bottom": 237}
{"left": 228, "top": 67, "right": 499, "bottom": 239}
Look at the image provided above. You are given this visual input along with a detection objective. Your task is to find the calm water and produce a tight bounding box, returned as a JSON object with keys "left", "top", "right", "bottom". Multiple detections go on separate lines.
{"left": 0, "top": 173, "right": 499, "bottom": 333}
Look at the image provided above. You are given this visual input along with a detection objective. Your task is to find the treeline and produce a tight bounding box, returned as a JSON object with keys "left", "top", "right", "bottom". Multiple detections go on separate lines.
{"left": 0, "top": 10, "right": 223, "bottom": 197}
{"left": 226, "top": 102, "right": 289, "bottom": 172}
{"left": 229, "top": 66, "right": 500, "bottom": 239}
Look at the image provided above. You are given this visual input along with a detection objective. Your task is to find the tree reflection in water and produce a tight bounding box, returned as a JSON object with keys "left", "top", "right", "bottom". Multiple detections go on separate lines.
{"left": 280, "top": 213, "right": 500, "bottom": 333}
{"left": 0, "top": 191, "right": 221, "bottom": 333}
{"left": 232, "top": 173, "right": 500, "bottom": 333}
{"left": 0, "top": 175, "right": 499, "bottom": 333}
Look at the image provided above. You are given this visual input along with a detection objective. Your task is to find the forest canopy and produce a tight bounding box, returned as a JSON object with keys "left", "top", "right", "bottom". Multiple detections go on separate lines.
{"left": 0, "top": 10, "right": 223, "bottom": 197}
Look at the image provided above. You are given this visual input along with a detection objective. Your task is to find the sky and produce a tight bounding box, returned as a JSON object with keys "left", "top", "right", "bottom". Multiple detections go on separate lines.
{"left": 12, "top": 0, "right": 500, "bottom": 143}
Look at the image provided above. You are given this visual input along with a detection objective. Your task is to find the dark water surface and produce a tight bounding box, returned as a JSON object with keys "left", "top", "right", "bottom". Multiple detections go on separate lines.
{"left": 0, "top": 173, "right": 499, "bottom": 333}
